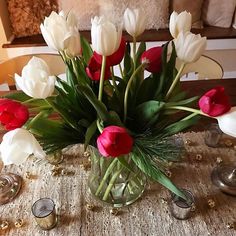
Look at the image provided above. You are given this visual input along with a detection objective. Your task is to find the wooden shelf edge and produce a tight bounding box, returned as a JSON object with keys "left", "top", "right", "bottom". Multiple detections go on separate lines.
{"left": 2, "top": 27, "right": 236, "bottom": 49}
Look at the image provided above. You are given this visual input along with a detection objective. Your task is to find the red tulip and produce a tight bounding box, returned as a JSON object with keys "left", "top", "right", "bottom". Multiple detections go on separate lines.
{"left": 141, "top": 46, "right": 162, "bottom": 73}
{"left": 97, "top": 126, "right": 133, "bottom": 157}
{"left": 0, "top": 99, "right": 29, "bottom": 130}
{"left": 86, "top": 56, "right": 111, "bottom": 81}
{"left": 199, "top": 86, "right": 231, "bottom": 117}
{"left": 93, "top": 37, "right": 126, "bottom": 66}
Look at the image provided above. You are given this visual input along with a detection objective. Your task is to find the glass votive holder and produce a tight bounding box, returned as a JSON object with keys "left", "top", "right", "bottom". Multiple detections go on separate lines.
{"left": 168, "top": 189, "right": 195, "bottom": 220}
{"left": 32, "top": 198, "right": 57, "bottom": 230}
{"left": 204, "top": 123, "right": 222, "bottom": 148}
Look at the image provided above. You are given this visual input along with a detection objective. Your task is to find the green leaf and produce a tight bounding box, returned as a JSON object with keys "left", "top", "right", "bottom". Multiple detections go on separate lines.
{"left": 131, "top": 148, "right": 186, "bottom": 199}
{"left": 135, "top": 41, "right": 146, "bottom": 66}
{"left": 65, "top": 62, "right": 77, "bottom": 87}
{"left": 135, "top": 100, "right": 164, "bottom": 128}
{"left": 29, "top": 118, "right": 84, "bottom": 153}
{"left": 165, "top": 96, "right": 199, "bottom": 107}
{"left": 78, "top": 84, "right": 110, "bottom": 122}
{"left": 118, "top": 156, "right": 135, "bottom": 173}
{"left": 84, "top": 120, "right": 97, "bottom": 150}
{"left": 162, "top": 115, "right": 199, "bottom": 136}
{"left": 2, "top": 91, "right": 31, "bottom": 102}
{"left": 154, "top": 43, "right": 169, "bottom": 99}
{"left": 108, "top": 111, "right": 124, "bottom": 127}
{"left": 167, "top": 91, "right": 186, "bottom": 102}
{"left": 136, "top": 74, "right": 161, "bottom": 104}
{"left": 80, "top": 35, "right": 93, "bottom": 64}
{"left": 123, "top": 43, "right": 133, "bottom": 79}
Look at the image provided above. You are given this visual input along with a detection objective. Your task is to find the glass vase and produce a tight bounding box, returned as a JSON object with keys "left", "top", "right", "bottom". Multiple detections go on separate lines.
{"left": 88, "top": 147, "right": 146, "bottom": 207}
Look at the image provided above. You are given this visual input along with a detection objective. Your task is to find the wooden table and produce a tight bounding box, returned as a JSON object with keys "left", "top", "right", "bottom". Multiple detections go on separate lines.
{"left": 180, "top": 79, "right": 236, "bottom": 105}
{"left": 1, "top": 79, "right": 236, "bottom": 236}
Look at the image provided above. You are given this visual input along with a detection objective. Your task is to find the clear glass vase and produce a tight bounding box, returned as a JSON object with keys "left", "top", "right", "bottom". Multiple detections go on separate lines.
{"left": 88, "top": 147, "right": 146, "bottom": 207}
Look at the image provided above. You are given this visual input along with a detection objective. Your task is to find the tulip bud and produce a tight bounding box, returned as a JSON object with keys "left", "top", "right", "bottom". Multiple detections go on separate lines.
{"left": 0, "top": 128, "right": 46, "bottom": 165}
{"left": 40, "top": 11, "right": 80, "bottom": 52}
{"left": 141, "top": 46, "right": 162, "bottom": 73}
{"left": 86, "top": 56, "right": 111, "bottom": 81}
{"left": 175, "top": 32, "right": 207, "bottom": 63}
{"left": 64, "top": 29, "right": 81, "bottom": 58}
{"left": 93, "top": 37, "right": 126, "bottom": 66}
{"left": 91, "top": 16, "right": 122, "bottom": 56}
{"left": 97, "top": 126, "right": 133, "bottom": 157}
{"left": 169, "top": 11, "right": 192, "bottom": 39}
{"left": 15, "top": 57, "right": 56, "bottom": 99}
{"left": 199, "top": 86, "right": 231, "bottom": 117}
{"left": 217, "top": 107, "right": 236, "bottom": 138}
{"left": 0, "top": 99, "right": 29, "bottom": 130}
{"left": 123, "top": 8, "right": 146, "bottom": 38}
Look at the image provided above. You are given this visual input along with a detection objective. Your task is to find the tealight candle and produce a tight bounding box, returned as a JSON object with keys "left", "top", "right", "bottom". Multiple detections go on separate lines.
{"left": 168, "top": 189, "right": 195, "bottom": 220}
{"left": 31, "top": 198, "right": 57, "bottom": 230}
{"left": 204, "top": 123, "right": 222, "bottom": 148}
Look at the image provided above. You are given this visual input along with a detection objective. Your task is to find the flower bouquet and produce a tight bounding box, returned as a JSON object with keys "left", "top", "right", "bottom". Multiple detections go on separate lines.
{"left": 1, "top": 9, "right": 236, "bottom": 207}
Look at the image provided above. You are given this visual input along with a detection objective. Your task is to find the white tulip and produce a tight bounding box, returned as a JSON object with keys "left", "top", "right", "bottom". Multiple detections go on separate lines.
{"left": 64, "top": 29, "right": 81, "bottom": 58}
{"left": 15, "top": 57, "right": 56, "bottom": 99}
{"left": 123, "top": 8, "right": 146, "bottom": 38}
{"left": 0, "top": 128, "right": 46, "bottom": 165}
{"left": 60, "top": 11, "right": 78, "bottom": 29}
{"left": 40, "top": 11, "right": 80, "bottom": 53}
{"left": 175, "top": 31, "right": 207, "bottom": 63}
{"left": 91, "top": 16, "right": 122, "bottom": 56}
{"left": 217, "top": 107, "right": 236, "bottom": 138}
{"left": 169, "top": 11, "right": 192, "bottom": 39}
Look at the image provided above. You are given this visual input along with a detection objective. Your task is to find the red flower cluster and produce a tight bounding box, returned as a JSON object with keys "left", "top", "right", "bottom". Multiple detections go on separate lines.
{"left": 198, "top": 86, "right": 231, "bottom": 117}
{"left": 86, "top": 38, "right": 126, "bottom": 81}
{"left": 0, "top": 99, "right": 29, "bottom": 130}
{"left": 97, "top": 126, "right": 133, "bottom": 157}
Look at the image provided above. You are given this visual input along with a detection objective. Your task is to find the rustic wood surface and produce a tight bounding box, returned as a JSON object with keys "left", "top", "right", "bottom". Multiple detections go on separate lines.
{"left": 1, "top": 132, "right": 236, "bottom": 236}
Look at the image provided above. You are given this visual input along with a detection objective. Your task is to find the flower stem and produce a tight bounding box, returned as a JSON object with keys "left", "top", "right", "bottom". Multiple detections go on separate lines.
{"left": 98, "top": 56, "right": 106, "bottom": 101}
{"left": 118, "top": 64, "right": 124, "bottom": 79}
{"left": 26, "top": 111, "right": 46, "bottom": 130}
{"left": 123, "top": 63, "right": 145, "bottom": 123}
{"left": 181, "top": 113, "right": 199, "bottom": 121}
{"left": 95, "top": 158, "right": 118, "bottom": 196}
{"left": 96, "top": 119, "right": 103, "bottom": 133}
{"left": 110, "top": 67, "right": 119, "bottom": 97}
{"left": 168, "top": 105, "right": 209, "bottom": 117}
{"left": 22, "top": 98, "right": 38, "bottom": 104}
{"left": 29, "top": 106, "right": 51, "bottom": 112}
{"left": 102, "top": 166, "right": 124, "bottom": 201}
{"left": 72, "top": 57, "right": 79, "bottom": 80}
{"left": 59, "top": 51, "right": 67, "bottom": 63}
{"left": 165, "top": 62, "right": 186, "bottom": 100}
{"left": 133, "top": 37, "right": 137, "bottom": 70}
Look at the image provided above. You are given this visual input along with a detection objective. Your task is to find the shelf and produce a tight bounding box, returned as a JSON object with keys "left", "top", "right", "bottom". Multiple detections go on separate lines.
{"left": 2, "top": 27, "right": 236, "bottom": 48}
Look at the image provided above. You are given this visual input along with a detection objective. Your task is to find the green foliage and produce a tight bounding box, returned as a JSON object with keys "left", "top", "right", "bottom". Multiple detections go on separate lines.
{"left": 131, "top": 140, "right": 186, "bottom": 199}
{"left": 134, "top": 100, "right": 164, "bottom": 130}
{"left": 80, "top": 35, "right": 93, "bottom": 64}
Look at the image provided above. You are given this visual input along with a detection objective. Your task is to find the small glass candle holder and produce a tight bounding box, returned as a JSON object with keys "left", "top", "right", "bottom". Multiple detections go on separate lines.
{"left": 204, "top": 123, "right": 222, "bottom": 148}
{"left": 168, "top": 189, "right": 195, "bottom": 220}
{"left": 32, "top": 198, "right": 57, "bottom": 230}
